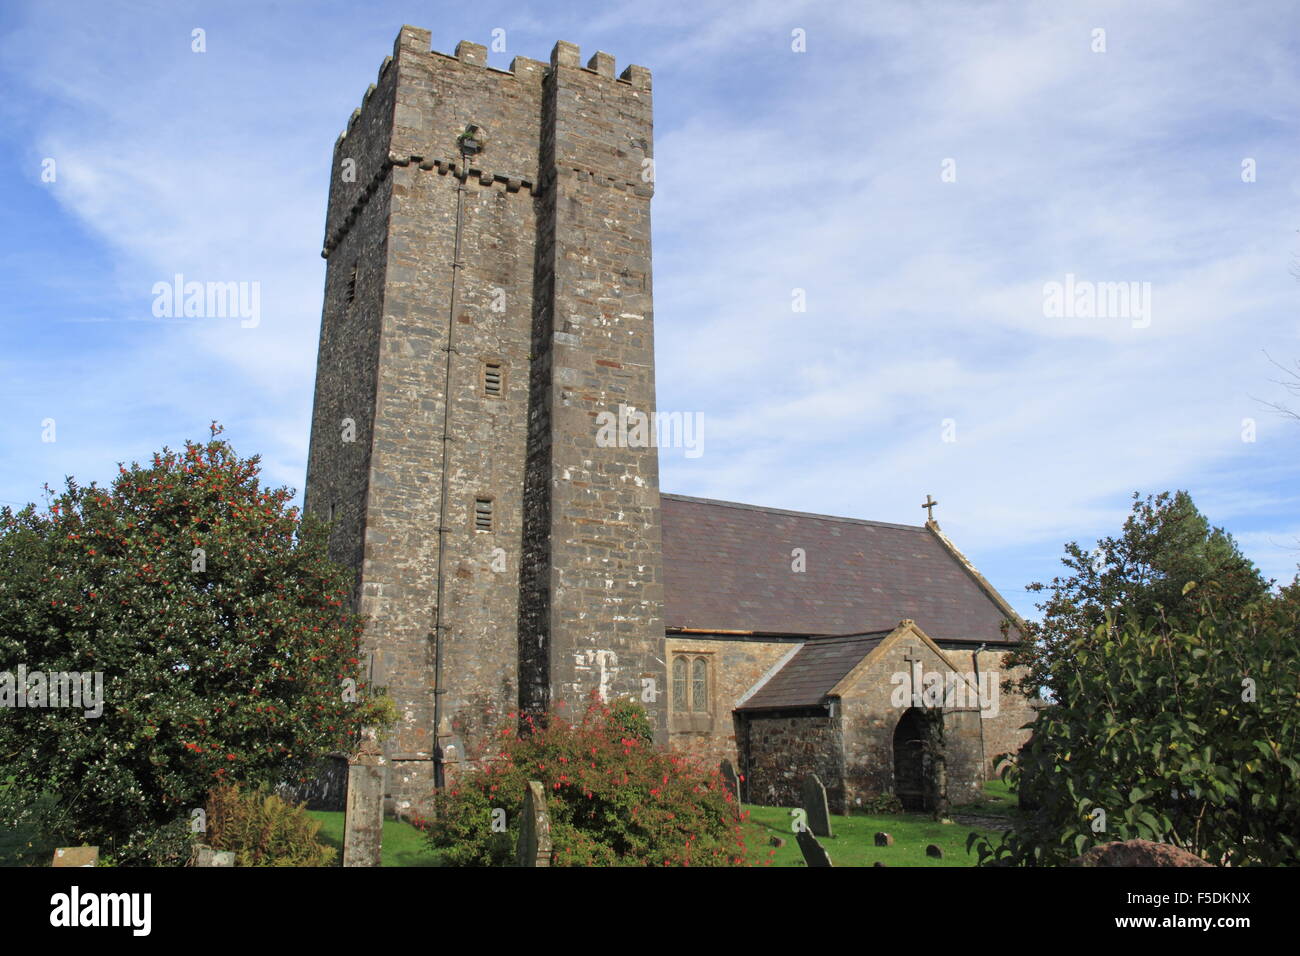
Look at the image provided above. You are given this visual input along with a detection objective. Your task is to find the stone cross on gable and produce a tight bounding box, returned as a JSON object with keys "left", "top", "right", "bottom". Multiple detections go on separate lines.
{"left": 921, "top": 494, "right": 939, "bottom": 522}
{"left": 903, "top": 645, "right": 924, "bottom": 708}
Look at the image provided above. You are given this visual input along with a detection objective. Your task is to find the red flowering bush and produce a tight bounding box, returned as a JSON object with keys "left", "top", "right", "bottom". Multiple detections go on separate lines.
{"left": 0, "top": 425, "right": 387, "bottom": 863}
{"left": 428, "top": 697, "right": 749, "bottom": 866}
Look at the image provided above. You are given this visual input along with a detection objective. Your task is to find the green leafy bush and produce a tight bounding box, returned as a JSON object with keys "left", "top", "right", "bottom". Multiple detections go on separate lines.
{"left": 428, "top": 697, "right": 748, "bottom": 866}
{"left": 972, "top": 596, "right": 1300, "bottom": 866}
{"left": 204, "top": 784, "right": 335, "bottom": 866}
{"left": 855, "top": 793, "right": 903, "bottom": 815}
{"left": 0, "top": 425, "right": 387, "bottom": 864}
{"left": 1009, "top": 491, "right": 1268, "bottom": 703}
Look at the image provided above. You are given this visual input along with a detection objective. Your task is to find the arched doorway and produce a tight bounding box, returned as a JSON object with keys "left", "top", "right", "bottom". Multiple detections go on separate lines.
{"left": 893, "top": 707, "right": 932, "bottom": 811}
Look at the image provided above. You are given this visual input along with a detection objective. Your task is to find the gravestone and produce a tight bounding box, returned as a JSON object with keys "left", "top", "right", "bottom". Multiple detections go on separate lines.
{"left": 796, "top": 828, "right": 833, "bottom": 867}
{"left": 516, "top": 780, "right": 553, "bottom": 867}
{"left": 874, "top": 832, "right": 893, "bottom": 846}
{"left": 192, "top": 845, "right": 235, "bottom": 867}
{"left": 342, "top": 727, "right": 387, "bottom": 867}
{"left": 800, "top": 773, "right": 832, "bottom": 837}
{"left": 719, "top": 759, "right": 741, "bottom": 817}
{"left": 52, "top": 846, "right": 98, "bottom": 867}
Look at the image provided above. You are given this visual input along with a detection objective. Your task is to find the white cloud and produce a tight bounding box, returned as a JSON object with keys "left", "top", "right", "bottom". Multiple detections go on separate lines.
{"left": 4, "top": 0, "right": 1300, "bottom": 613}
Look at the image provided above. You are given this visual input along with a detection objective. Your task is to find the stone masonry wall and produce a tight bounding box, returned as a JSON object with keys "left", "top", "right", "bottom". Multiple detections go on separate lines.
{"left": 977, "top": 649, "right": 1037, "bottom": 772}
{"left": 305, "top": 27, "right": 666, "bottom": 814}
{"left": 739, "top": 710, "right": 843, "bottom": 810}
{"left": 526, "top": 42, "right": 667, "bottom": 737}
{"left": 837, "top": 633, "right": 1029, "bottom": 808}
{"left": 304, "top": 45, "right": 400, "bottom": 597}
{"left": 666, "top": 636, "right": 801, "bottom": 772}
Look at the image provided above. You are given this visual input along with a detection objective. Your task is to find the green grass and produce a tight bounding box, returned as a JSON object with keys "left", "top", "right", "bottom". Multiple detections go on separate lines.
{"left": 743, "top": 808, "right": 990, "bottom": 867}
{"left": 2, "top": 780, "right": 1017, "bottom": 867}
{"left": 307, "top": 811, "right": 442, "bottom": 867}
{"left": 308, "top": 807, "right": 1002, "bottom": 867}
{"left": 305, "top": 781, "right": 1018, "bottom": 868}
{"left": 961, "top": 777, "right": 1017, "bottom": 816}
{"left": 742, "top": 782, "right": 1018, "bottom": 867}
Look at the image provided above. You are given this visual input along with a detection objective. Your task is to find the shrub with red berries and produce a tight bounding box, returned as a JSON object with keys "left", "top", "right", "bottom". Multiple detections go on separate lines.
{"left": 428, "top": 697, "right": 750, "bottom": 866}
{"left": 0, "top": 424, "right": 385, "bottom": 863}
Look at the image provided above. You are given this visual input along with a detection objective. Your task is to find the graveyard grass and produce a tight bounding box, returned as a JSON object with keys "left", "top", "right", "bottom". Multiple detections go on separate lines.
{"left": 307, "top": 811, "right": 442, "bottom": 867}
{"left": 303, "top": 781, "right": 1017, "bottom": 867}
{"left": 748, "top": 780, "right": 1017, "bottom": 867}
{"left": 1, "top": 777, "right": 1015, "bottom": 867}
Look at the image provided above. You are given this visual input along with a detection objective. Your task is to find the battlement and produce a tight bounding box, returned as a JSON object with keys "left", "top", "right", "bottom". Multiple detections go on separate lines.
{"left": 334, "top": 28, "right": 650, "bottom": 152}
{"left": 325, "top": 26, "right": 655, "bottom": 258}
{"left": 394, "top": 25, "right": 651, "bottom": 88}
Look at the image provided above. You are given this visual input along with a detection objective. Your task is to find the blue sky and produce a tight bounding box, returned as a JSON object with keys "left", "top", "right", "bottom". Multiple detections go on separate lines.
{"left": 3, "top": 0, "right": 1300, "bottom": 619}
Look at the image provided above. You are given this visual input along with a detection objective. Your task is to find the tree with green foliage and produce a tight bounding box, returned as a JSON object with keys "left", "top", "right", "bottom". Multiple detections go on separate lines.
{"left": 0, "top": 425, "right": 386, "bottom": 863}
{"left": 1009, "top": 491, "right": 1269, "bottom": 702}
{"left": 973, "top": 591, "right": 1300, "bottom": 866}
{"left": 427, "top": 697, "right": 749, "bottom": 866}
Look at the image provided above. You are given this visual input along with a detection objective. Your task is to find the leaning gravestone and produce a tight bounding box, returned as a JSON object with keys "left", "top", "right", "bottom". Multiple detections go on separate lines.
{"left": 800, "top": 774, "right": 833, "bottom": 837}
{"left": 796, "top": 828, "right": 833, "bottom": 867}
{"left": 52, "top": 846, "right": 98, "bottom": 867}
{"left": 516, "top": 780, "right": 553, "bottom": 867}
{"left": 719, "top": 760, "right": 741, "bottom": 817}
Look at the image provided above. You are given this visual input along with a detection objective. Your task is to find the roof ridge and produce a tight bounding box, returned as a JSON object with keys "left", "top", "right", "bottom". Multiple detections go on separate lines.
{"left": 660, "top": 492, "right": 928, "bottom": 532}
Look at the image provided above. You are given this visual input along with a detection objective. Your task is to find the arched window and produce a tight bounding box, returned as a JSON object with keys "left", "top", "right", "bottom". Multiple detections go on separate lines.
{"left": 691, "top": 657, "right": 708, "bottom": 713}
{"left": 671, "top": 654, "right": 711, "bottom": 714}
{"left": 672, "top": 656, "right": 687, "bottom": 712}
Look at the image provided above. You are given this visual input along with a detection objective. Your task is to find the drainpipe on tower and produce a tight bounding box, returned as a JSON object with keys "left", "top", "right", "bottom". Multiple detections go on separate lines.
{"left": 430, "top": 134, "right": 476, "bottom": 791}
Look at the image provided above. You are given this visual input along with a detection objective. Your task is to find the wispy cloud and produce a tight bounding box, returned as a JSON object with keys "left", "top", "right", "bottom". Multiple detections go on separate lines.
{"left": 2, "top": 0, "right": 1299, "bottom": 619}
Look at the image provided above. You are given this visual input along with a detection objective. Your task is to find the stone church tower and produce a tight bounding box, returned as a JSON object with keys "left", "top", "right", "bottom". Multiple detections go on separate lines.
{"left": 304, "top": 26, "right": 667, "bottom": 814}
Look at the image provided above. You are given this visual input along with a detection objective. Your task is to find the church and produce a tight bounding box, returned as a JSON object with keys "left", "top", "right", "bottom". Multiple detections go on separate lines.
{"left": 303, "top": 26, "right": 1034, "bottom": 820}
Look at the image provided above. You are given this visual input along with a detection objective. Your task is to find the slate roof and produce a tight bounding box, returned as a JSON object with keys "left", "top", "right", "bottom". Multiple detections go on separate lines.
{"left": 736, "top": 631, "right": 891, "bottom": 712}
{"left": 660, "top": 494, "right": 1019, "bottom": 645}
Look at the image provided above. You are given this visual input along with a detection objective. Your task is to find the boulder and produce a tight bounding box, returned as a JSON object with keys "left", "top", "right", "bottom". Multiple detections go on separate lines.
{"left": 1069, "top": 840, "right": 1211, "bottom": 867}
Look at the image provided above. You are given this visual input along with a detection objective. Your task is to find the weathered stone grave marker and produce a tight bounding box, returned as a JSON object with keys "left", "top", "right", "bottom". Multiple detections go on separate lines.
{"left": 192, "top": 845, "right": 235, "bottom": 867}
{"left": 516, "top": 780, "right": 553, "bottom": 867}
{"left": 52, "top": 846, "right": 98, "bottom": 867}
{"left": 796, "top": 827, "right": 833, "bottom": 867}
{"left": 342, "top": 727, "right": 387, "bottom": 867}
{"left": 800, "top": 773, "right": 833, "bottom": 837}
{"left": 719, "top": 759, "right": 741, "bottom": 817}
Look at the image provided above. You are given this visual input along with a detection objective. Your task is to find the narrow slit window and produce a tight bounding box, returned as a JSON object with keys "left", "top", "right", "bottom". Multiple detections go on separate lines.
{"left": 483, "top": 361, "right": 503, "bottom": 397}
{"left": 474, "top": 497, "right": 494, "bottom": 532}
{"left": 345, "top": 266, "right": 357, "bottom": 305}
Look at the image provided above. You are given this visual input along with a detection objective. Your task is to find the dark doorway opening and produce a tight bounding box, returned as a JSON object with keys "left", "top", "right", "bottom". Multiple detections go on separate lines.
{"left": 893, "top": 707, "right": 933, "bottom": 811}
